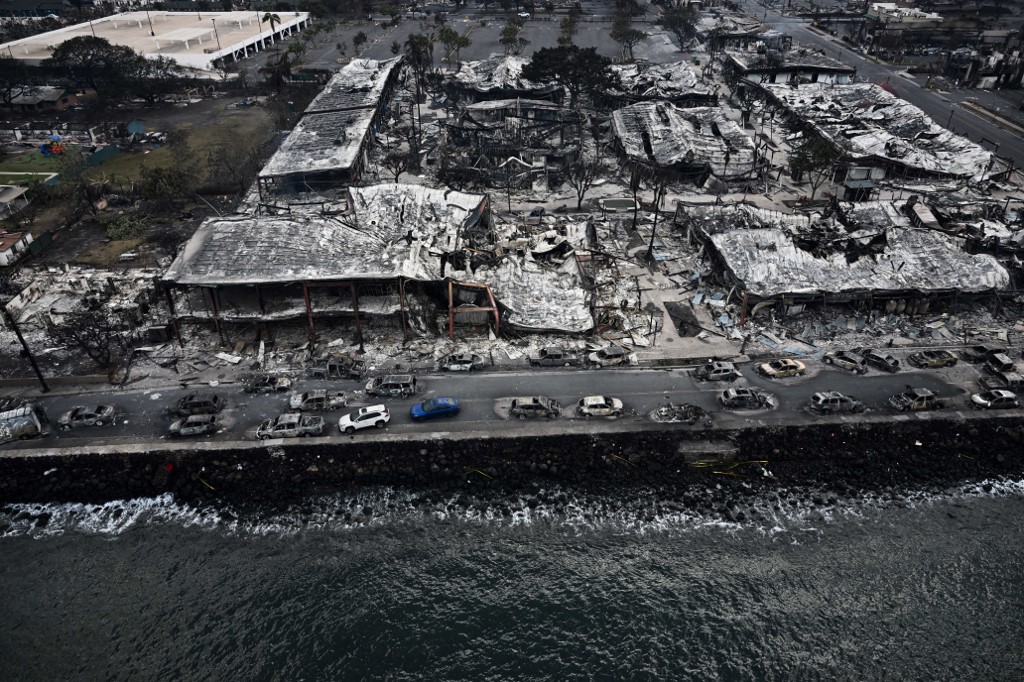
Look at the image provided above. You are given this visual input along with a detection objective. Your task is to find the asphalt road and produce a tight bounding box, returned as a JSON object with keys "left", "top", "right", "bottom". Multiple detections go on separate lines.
{"left": 739, "top": 0, "right": 1024, "bottom": 167}
{"left": 10, "top": 353, "right": 1004, "bottom": 450}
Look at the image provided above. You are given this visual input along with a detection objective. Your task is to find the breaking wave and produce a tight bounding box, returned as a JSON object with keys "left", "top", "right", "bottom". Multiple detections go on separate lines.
{"left": 3, "top": 477, "right": 1024, "bottom": 541}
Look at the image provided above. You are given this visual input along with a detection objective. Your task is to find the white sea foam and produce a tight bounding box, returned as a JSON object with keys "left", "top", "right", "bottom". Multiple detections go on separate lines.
{"left": 3, "top": 477, "right": 1023, "bottom": 540}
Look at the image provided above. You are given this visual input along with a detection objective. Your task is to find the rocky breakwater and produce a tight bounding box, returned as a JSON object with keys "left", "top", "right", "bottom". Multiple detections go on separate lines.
{"left": 1, "top": 416, "right": 1023, "bottom": 506}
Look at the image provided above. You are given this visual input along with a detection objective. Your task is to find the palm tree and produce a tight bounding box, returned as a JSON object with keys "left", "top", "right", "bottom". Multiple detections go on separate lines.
{"left": 262, "top": 12, "right": 281, "bottom": 47}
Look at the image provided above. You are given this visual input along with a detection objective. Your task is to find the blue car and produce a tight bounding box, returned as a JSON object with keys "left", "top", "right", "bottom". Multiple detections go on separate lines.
{"left": 410, "top": 397, "right": 461, "bottom": 422}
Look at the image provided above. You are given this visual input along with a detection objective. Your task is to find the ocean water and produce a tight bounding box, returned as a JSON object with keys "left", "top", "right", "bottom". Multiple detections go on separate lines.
{"left": 2, "top": 479, "right": 1023, "bottom": 682}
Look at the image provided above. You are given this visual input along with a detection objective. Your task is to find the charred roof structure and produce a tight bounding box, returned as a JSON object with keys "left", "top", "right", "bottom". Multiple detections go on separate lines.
{"left": 691, "top": 11, "right": 766, "bottom": 51}
{"left": 611, "top": 102, "right": 756, "bottom": 182}
{"left": 441, "top": 98, "right": 584, "bottom": 191}
{"left": 449, "top": 56, "right": 562, "bottom": 104}
{"left": 600, "top": 61, "right": 717, "bottom": 109}
{"left": 257, "top": 58, "right": 402, "bottom": 197}
{"left": 725, "top": 47, "right": 856, "bottom": 86}
{"left": 760, "top": 82, "right": 996, "bottom": 180}
{"left": 678, "top": 201, "right": 1010, "bottom": 320}
{"left": 162, "top": 183, "right": 593, "bottom": 341}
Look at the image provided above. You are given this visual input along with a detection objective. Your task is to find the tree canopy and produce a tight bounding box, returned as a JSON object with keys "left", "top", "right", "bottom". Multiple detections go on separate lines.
{"left": 45, "top": 36, "right": 188, "bottom": 102}
{"left": 521, "top": 46, "right": 617, "bottom": 109}
{"left": 610, "top": 12, "right": 646, "bottom": 61}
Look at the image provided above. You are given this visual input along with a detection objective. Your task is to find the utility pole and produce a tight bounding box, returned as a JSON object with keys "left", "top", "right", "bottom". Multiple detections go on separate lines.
{"left": 1, "top": 303, "right": 49, "bottom": 393}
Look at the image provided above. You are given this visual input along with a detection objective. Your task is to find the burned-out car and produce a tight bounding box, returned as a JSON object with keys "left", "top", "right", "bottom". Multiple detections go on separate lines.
{"left": 576, "top": 395, "right": 624, "bottom": 418}
{"left": 243, "top": 374, "right": 293, "bottom": 394}
{"left": 757, "top": 358, "right": 806, "bottom": 378}
{"left": 693, "top": 360, "right": 741, "bottom": 382}
{"left": 169, "top": 414, "right": 219, "bottom": 437}
{"left": 58, "top": 405, "right": 116, "bottom": 430}
{"left": 529, "top": 347, "right": 580, "bottom": 367}
{"left": 719, "top": 388, "right": 773, "bottom": 410}
{"left": 859, "top": 349, "right": 900, "bottom": 374}
{"left": 439, "top": 352, "right": 485, "bottom": 372}
{"left": 307, "top": 355, "right": 366, "bottom": 380}
{"left": 822, "top": 351, "right": 867, "bottom": 374}
{"left": 961, "top": 344, "right": 1007, "bottom": 364}
{"left": 587, "top": 346, "right": 629, "bottom": 368}
{"left": 808, "top": 391, "right": 865, "bottom": 415}
{"left": 171, "top": 392, "right": 224, "bottom": 416}
{"left": 508, "top": 396, "right": 561, "bottom": 419}
{"left": 907, "top": 349, "right": 958, "bottom": 369}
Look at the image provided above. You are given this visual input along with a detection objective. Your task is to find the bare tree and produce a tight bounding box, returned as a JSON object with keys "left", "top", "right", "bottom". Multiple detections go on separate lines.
{"left": 566, "top": 147, "right": 608, "bottom": 210}
{"left": 47, "top": 309, "right": 128, "bottom": 369}
{"left": 382, "top": 147, "right": 411, "bottom": 182}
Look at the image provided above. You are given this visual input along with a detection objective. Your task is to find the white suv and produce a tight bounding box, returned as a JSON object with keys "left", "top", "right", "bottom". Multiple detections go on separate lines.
{"left": 338, "top": 405, "right": 390, "bottom": 434}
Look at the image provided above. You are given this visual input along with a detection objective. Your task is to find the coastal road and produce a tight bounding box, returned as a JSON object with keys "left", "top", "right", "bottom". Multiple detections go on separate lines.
{"left": 6, "top": 356, "right": 1001, "bottom": 451}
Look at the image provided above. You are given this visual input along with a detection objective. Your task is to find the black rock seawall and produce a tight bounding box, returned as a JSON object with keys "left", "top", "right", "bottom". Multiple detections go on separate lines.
{"left": 1, "top": 417, "right": 1023, "bottom": 505}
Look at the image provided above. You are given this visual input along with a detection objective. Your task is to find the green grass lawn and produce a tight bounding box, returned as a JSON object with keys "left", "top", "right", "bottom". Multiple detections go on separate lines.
{"left": 0, "top": 151, "right": 63, "bottom": 174}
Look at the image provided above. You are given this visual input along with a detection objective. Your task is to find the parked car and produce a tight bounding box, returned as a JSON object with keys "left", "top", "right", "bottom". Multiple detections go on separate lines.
{"left": 439, "top": 353, "right": 485, "bottom": 372}
{"left": 758, "top": 358, "right": 806, "bottom": 378}
{"left": 860, "top": 349, "right": 900, "bottom": 373}
{"left": 576, "top": 395, "right": 624, "bottom": 418}
{"left": 978, "top": 370, "right": 1024, "bottom": 392}
{"left": 962, "top": 344, "right": 1007, "bottom": 363}
{"left": 288, "top": 390, "right": 348, "bottom": 411}
{"left": 529, "top": 347, "right": 580, "bottom": 367}
{"left": 169, "top": 414, "right": 219, "bottom": 437}
{"left": 256, "top": 413, "right": 325, "bottom": 439}
{"left": 908, "top": 349, "right": 958, "bottom": 369}
{"left": 306, "top": 356, "right": 366, "bottom": 380}
{"left": 0, "top": 404, "right": 49, "bottom": 444}
{"left": 365, "top": 374, "right": 418, "bottom": 398}
{"left": 244, "top": 375, "right": 293, "bottom": 394}
{"left": 693, "top": 360, "right": 741, "bottom": 382}
{"left": 822, "top": 351, "right": 867, "bottom": 374}
{"left": 410, "top": 397, "right": 461, "bottom": 421}
{"left": 509, "top": 396, "right": 561, "bottom": 419}
{"left": 983, "top": 353, "right": 1016, "bottom": 376}
{"left": 171, "top": 392, "right": 224, "bottom": 416}
{"left": 808, "top": 391, "right": 865, "bottom": 414}
{"left": 338, "top": 405, "right": 391, "bottom": 433}
{"left": 969, "top": 389, "right": 1020, "bottom": 410}
{"left": 719, "top": 388, "right": 773, "bottom": 410}
{"left": 587, "top": 346, "right": 629, "bottom": 368}
{"left": 58, "top": 405, "right": 115, "bottom": 431}
{"left": 888, "top": 388, "right": 953, "bottom": 412}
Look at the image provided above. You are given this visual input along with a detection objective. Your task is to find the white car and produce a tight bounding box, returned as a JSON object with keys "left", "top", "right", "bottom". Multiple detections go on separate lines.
{"left": 576, "top": 395, "right": 624, "bottom": 418}
{"left": 338, "top": 405, "right": 391, "bottom": 434}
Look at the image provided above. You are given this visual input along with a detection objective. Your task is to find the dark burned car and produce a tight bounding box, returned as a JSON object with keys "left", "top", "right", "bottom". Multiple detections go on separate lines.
{"left": 307, "top": 356, "right": 366, "bottom": 380}
{"left": 961, "top": 344, "right": 1007, "bottom": 364}
{"left": 171, "top": 392, "right": 224, "bottom": 416}
{"left": 243, "top": 374, "right": 293, "bottom": 394}
{"left": 859, "top": 349, "right": 899, "bottom": 373}
{"left": 508, "top": 396, "right": 561, "bottom": 419}
{"left": 439, "top": 352, "right": 485, "bottom": 372}
{"left": 718, "top": 388, "right": 774, "bottom": 410}
{"left": 822, "top": 351, "right": 867, "bottom": 374}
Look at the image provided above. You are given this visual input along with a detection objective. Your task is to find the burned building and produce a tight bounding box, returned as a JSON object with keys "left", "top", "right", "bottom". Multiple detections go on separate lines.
{"left": 257, "top": 57, "right": 402, "bottom": 199}
{"left": 441, "top": 98, "right": 584, "bottom": 191}
{"left": 611, "top": 102, "right": 756, "bottom": 183}
{"left": 162, "top": 183, "right": 593, "bottom": 342}
{"left": 600, "top": 61, "right": 717, "bottom": 109}
{"left": 679, "top": 202, "right": 1010, "bottom": 320}
{"left": 725, "top": 47, "right": 856, "bottom": 86}
{"left": 760, "top": 82, "right": 1001, "bottom": 183}
{"left": 449, "top": 56, "right": 562, "bottom": 105}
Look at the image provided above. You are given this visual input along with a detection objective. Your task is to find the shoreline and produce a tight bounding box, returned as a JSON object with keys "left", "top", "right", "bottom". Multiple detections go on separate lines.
{"left": 2, "top": 414, "right": 1023, "bottom": 506}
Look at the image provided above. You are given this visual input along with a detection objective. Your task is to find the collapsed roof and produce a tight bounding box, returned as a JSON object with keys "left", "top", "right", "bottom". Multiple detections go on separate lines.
{"left": 606, "top": 61, "right": 713, "bottom": 103}
{"left": 762, "top": 82, "right": 992, "bottom": 178}
{"left": 611, "top": 102, "right": 756, "bottom": 177}
{"left": 725, "top": 47, "right": 854, "bottom": 75}
{"left": 451, "top": 56, "right": 561, "bottom": 99}
{"left": 704, "top": 202, "right": 1009, "bottom": 297}
{"left": 304, "top": 56, "right": 402, "bottom": 114}
{"left": 162, "top": 183, "right": 593, "bottom": 333}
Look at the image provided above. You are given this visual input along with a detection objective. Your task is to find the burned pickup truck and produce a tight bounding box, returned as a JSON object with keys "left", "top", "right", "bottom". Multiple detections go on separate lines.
{"left": 288, "top": 389, "right": 349, "bottom": 412}
{"left": 255, "top": 413, "right": 325, "bottom": 439}
{"left": 888, "top": 388, "right": 954, "bottom": 412}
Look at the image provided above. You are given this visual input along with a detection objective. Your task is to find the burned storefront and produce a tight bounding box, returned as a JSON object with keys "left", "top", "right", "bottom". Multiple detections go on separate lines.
{"left": 599, "top": 61, "right": 717, "bottom": 110}
{"left": 449, "top": 56, "right": 562, "bottom": 106}
{"left": 162, "top": 183, "right": 593, "bottom": 343}
{"left": 679, "top": 202, "right": 1010, "bottom": 321}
